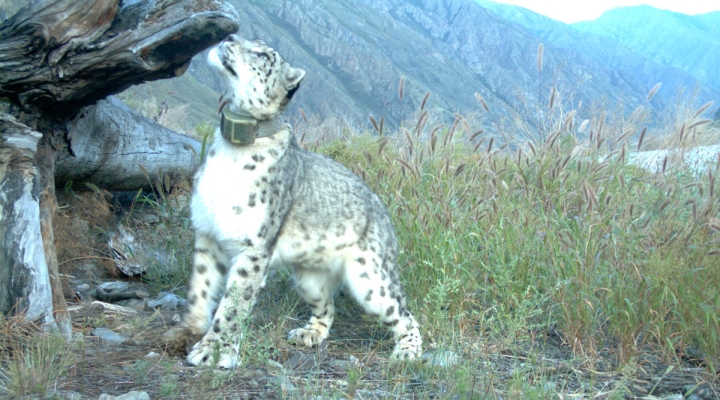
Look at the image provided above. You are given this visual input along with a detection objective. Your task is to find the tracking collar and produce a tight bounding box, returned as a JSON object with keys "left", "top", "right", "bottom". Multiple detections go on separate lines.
{"left": 220, "top": 109, "right": 284, "bottom": 145}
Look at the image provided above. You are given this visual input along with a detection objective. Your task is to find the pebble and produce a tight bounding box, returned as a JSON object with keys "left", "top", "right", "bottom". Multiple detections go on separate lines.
{"left": 421, "top": 350, "right": 460, "bottom": 368}
{"left": 685, "top": 383, "right": 714, "bottom": 400}
{"left": 276, "top": 374, "right": 296, "bottom": 395}
{"left": 140, "top": 213, "right": 159, "bottom": 225}
{"left": 53, "top": 391, "right": 82, "bottom": 400}
{"left": 144, "top": 292, "right": 182, "bottom": 311}
{"left": 664, "top": 395, "right": 685, "bottom": 400}
{"left": 266, "top": 359, "right": 286, "bottom": 374}
{"left": 329, "top": 355, "right": 362, "bottom": 371}
{"left": 91, "top": 327, "right": 127, "bottom": 344}
{"left": 354, "top": 389, "right": 399, "bottom": 399}
{"left": 76, "top": 283, "right": 91, "bottom": 293}
{"left": 98, "top": 390, "right": 150, "bottom": 400}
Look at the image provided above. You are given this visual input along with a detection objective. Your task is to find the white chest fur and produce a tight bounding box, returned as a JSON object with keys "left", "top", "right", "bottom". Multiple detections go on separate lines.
{"left": 191, "top": 130, "right": 289, "bottom": 240}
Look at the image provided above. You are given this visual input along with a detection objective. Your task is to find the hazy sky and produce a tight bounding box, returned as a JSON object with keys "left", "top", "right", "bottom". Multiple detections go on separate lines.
{"left": 489, "top": 0, "right": 720, "bottom": 23}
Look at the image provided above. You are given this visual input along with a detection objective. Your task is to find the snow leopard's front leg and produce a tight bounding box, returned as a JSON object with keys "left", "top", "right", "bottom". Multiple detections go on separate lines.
{"left": 183, "top": 235, "right": 229, "bottom": 337}
{"left": 186, "top": 238, "right": 269, "bottom": 369}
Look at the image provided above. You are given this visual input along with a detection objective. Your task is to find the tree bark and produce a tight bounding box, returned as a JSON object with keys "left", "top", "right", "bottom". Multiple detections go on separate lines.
{"left": 0, "top": 114, "right": 57, "bottom": 330}
{"left": 0, "top": 0, "right": 238, "bottom": 114}
{"left": 36, "top": 137, "right": 72, "bottom": 339}
{"left": 56, "top": 96, "right": 201, "bottom": 192}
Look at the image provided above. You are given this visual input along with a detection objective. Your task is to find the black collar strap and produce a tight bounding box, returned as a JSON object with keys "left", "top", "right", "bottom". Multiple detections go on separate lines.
{"left": 220, "top": 109, "right": 284, "bottom": 145}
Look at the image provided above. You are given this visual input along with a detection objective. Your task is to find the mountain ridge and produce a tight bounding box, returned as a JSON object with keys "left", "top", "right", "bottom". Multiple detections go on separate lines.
{"left": 196, "top": 0, "right": 701, "bottom": 130}
{"left": 475, "top": 0, "right": 719, "bottom": 109}
{"left": 573, "top": 5, "right": 720, "bottom": 93}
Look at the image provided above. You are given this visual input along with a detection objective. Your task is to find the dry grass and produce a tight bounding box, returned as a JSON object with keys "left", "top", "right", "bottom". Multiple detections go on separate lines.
{"left": 0, "top": 318, "right": 75, "bottom": 398}
{"left": 55, "top": 188, "right": 117, "bottom": 280}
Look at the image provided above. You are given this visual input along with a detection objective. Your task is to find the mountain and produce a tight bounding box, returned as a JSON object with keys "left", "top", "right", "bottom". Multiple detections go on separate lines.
{"left": 182, "top": 0, "right": 702, "bottom": 130}
{"left": 2, "top": 0, "right": 717, "bottom": 134}
{"left": 573, "top": 6, "right": 720, "bottom": 93}
{"left": 475, "top": 1, "right": 719, "bottom": 111}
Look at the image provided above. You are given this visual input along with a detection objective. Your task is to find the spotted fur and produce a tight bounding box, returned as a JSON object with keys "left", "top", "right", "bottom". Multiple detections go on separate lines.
{"left": 180, "top": 35, "right": 422, "bottom": 368}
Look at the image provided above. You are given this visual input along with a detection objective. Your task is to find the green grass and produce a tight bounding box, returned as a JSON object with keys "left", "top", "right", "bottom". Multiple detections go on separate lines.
{"left": 308, "top": 102, "right": 720, "bottom": 378}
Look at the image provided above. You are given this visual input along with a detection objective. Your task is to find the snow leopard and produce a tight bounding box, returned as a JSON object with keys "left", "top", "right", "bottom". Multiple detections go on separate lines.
{"left": 171, "top": 34, "right": 422, "bottom": 368}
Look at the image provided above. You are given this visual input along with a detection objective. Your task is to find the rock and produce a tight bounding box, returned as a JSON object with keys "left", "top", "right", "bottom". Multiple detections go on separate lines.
{"left": 276, "top": 374, "right": 296, "bottom": 395}
{"left": 52, "top": 391, "right": 82, "bottom": 400}
{"left": 76, "top": 283, "right": 91, "bottom": 293}
{"left": 70, "top": 217, "right": 90, "bottom": 234}
{"left": 627, "top": 144, "right": 720, "bottom": 176}
{"left": 140, "top": 213, "right": 159, "bottom": 225}
{"left": 543, "top": 381, "right": 557, "bottom": 392}
{"left": 266, "top": 359, "right": 286, "bottom": 374}
{"left": 285, "top": 350, "right": 320, "bottom": 371}
{"left": 107, "top": 224, "right": 178, "bottom": 276}
{"left": 144, "top": 292, "right": 182, "bottom": 311}
{"left": 329, "top": 355, "right": 362, "bottom": 371}
{"left": 353, "top": 388, "right": 399, "bottom": 399}
{"left": 685, "top": 383, "right": 715, "bottom": 400}
{"left": 97, "top": 281, "right": 129, "bottom": 293}
{"left": 421, "top": 350, "right": 460, "bottom": 368}
{"left": 98, "top": 391, "right": 150, "bottom": 400}
{"left": 664, "top": 395, "right": 685, "bottom": 400}
{"left": 74, "top": 283, "right": 93, "bottom": 300}
{"left": 91, "top": 327, "right": 127, "bottom": 344}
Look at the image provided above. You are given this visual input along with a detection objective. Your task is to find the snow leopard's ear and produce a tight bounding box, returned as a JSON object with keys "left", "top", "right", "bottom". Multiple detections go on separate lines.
{"left": 285, "top": 67, "right": 306, "bottom": 91}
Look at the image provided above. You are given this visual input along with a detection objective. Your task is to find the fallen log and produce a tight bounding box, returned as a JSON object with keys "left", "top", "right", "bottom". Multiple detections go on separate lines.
{"left": 56, "top": 96, "right": 201, "bottom": 192}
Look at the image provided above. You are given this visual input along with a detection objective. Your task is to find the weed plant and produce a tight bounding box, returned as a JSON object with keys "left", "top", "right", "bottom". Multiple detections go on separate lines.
{"left": 0, "top": 333, "right": 75, "bottom": 397}
{"left": 303, "top": 82, "right": 720, "bottom": 377}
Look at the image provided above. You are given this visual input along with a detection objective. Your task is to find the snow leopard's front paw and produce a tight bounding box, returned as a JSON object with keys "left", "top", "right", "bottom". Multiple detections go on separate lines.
{"left": 389, "top": 328, "right": 422, "bottom": 361}
{"left": 287, "top": 326, "right": 327, "bottom": 347}
{"left": 186, "top": 334, "right": 239, "bottom": 369}
{"left": 389, "top": 344, "right": 421, "bottom": 361}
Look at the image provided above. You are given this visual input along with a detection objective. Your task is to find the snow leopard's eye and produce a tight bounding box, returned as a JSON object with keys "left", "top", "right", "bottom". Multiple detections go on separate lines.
{"left": 253, "top": 51, "right": 270, "bottom": 61}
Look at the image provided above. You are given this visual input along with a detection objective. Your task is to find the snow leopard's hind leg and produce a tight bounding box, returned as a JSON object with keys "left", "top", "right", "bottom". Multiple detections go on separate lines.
{"left": 287, "top": 266, "right": 343, "bottom": 346}
{"left": 343, "top": 243, "right": 422, "bottom": 360}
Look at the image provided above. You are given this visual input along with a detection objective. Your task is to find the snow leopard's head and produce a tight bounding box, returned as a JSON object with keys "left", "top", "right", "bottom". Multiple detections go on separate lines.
{"left": 208, "top": 35, "right": 305, "bottom": 120}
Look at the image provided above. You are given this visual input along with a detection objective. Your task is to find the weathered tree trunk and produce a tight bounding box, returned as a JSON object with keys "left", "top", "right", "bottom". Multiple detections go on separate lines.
{"left": 0, "top": 0, "right": 238, "bottom": 114}
{"left": 36, "top": 136, "right": 72, "bottom": 339}
{"left": 56, "top": 96, "right": 201, "bottom": 192}
{"left": 0, "top": 115, "right": 57, "bottom": 330}
{"left": 0, "top": 0, "right": 237, "bottom": 333}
